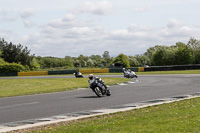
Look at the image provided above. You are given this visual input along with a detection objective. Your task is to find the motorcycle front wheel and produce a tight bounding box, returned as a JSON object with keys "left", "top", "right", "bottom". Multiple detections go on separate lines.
{"left": 106, "top": 89, "right": 111, "bottom": 96}
{"left": 94, "top": 87, "right": 103, "bottom": 97}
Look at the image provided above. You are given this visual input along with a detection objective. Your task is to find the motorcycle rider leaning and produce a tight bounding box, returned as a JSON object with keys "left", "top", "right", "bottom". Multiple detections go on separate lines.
{"left": 123, "top": 68, "right": 138, "bottom": 78}
{"left": 88, "top": 74, "right": 107, "bottom": 90}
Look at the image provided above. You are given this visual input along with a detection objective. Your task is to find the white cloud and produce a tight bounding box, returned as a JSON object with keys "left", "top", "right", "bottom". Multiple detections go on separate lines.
{"left": 0, "top": 9, "right": 9, "bottom": 15}
{"left": 1, "top": 1, "right": 200, "bottom": 57}
{"left": 0, "top": 9, "right": 17, "bottom": 22}
{"left": 133, "top": 4, "right": 152, "bottom": 12}
{"left": 20, "top": 8, "right": 34, "bottom": 19}
{"left": 63, "top": 14, "right": 76, "bottom": 21}
{"left": 73, "top": 1, "right": 114, "bottom": 15}
{"left": 23, "top": 20, "right": 36, "bottom": 28}
{"left": 1, "top": 16, "right": 17, "bottom": 22}
{"left": 161, "top": 19, "right": 192, "bottom": 40}
{"left": 0, "top": 29, "right": 18, "bottom": 41}
{"left": 167, "top": 19, "right": 182, "bottom": 29}
{"left": 46, "top": 13, "right": 88, "bottom": 30}
{"left": 19, "top": 17, "right": 200, "bottom": 57}
{"left": 19, "top": 9, "right": 36, "bottom": 28}
{"left": 20, "top": 13, "right": 109, "bottom": 57}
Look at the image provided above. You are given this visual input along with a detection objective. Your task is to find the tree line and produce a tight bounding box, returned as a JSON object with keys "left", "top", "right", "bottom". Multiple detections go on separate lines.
{"left": 0, "top": 37, "right": 200, "bottom": 72}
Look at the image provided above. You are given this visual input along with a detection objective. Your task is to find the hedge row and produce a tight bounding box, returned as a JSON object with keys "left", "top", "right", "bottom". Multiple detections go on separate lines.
{"left": 79, "top": 69, "right": 109, "bottom": 74}
{"left": 0, "top": 63, "right": 25, "bottom": 73}
{"left": 144, "top": 64, "right": 200, "bottom": 71}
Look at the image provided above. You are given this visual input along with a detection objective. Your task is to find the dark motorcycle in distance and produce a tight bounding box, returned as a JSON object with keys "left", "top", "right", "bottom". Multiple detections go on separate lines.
{"left": 89, "top": 79, "right": 111, "bottom": 97}
{"left": 74, "top": 70, "right": 84, "bottom": 78}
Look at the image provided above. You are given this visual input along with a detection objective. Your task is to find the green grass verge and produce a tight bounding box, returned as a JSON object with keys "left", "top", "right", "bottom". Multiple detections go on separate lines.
{"left": 84, "top": 70, "right": 200, "bottom": 75}
{"left": 0, "top": 78, "right": 130, "bottom": 98}
{"left": 28, "top": 97, "right": 200, "bottom": 133}
{"left": 137, "top": 70, "right": 200, "bottom": 75}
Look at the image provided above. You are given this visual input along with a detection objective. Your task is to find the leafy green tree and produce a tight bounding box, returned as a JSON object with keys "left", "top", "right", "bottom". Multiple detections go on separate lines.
{"left": 40, "top": 57, "right": 53, "bottom": 68}
{"left": 146, "top": 45, "right": 176, "bottom": 66}
{"left": 152, "top": 48, "right": 165, "bottom": 66}
{"left": 175, "top": 42, "right": 186, "bottom": 48}
{"left": 175, "top": 46, "right": 193, "bottom": 65}
{"left": 187, "top": 37, "right": 200, "bottom": 50}
{"left": 65, "top": 56, "right": 74, "bottom": 67}
{"left": 87, "top": 58, "right": 94, "bottom": 67}
{"left": 112, "top": 53, "right": 130, "bottom": 67}
{"left": 0, "top": 38, "right": 6, "bottom": 48}
{"left": 90, "top": 55, "right": 102, "bottom": 67}
{"left": 37, "top": 56, "right": 73, "bottom": 68}
{"left": 135, "top": 55, "right": 150, "bottom": 66}
{"left": 144, "top": 45, "right": 165, "bottom": 65}
{"left": 194, "top": 49, "right": 200, "bottom": 64}
{"left": 0, "top": 49, "right": 6, "bottom": 64}
{"left": 186, "top": 37, "right": 200, "bottom": 64}
{"left": 0, "top": 48, "right": 2, "bottom": 56}
{"left": 30, "top": 57, "right": 40, "bottom": 70}
{"left": 0, "top": 46, "right": 5, "bottom": 64}
{"left": 73, "top": 59, "right": 80, "bottom": 67}
{"left": 164, "top": 47, "right": 176, "bottom": 65}
{"left": 102, "top": 57, "right": 113, "bottom": 68}
{"left": 1, "top": 41, "right": 33, "bottom": 66}
{"left": 128, "top": 56, "right": 140, "bottom": 67}
{"left": 102, "top": 51, "right": 110, "bottom": 58}
{"left": 78, "top": 55, "right": 88, "bottom": 67}
{"left": 102, "top": 51, "right": 113, "bottom": 67}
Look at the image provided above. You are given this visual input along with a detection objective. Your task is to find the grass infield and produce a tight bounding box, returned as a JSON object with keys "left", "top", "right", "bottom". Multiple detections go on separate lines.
{"left": 0, "top": 78, "right": 130, "bottom": 98}
{"left": 83, "top": 70, "right": 200, "bottom": 75}
{"left": 137, "top": 70, "right": 200, "bottom": 75}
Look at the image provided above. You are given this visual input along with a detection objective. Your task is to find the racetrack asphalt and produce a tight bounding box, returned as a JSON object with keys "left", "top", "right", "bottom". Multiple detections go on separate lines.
{"left": 0, "top": 74, "right": 200, "bottom": 125}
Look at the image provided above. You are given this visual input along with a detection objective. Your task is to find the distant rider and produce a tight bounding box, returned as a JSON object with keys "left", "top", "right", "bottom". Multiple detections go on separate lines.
{"left": 122, "top": 68, "right": 128, "bottom": 77}
{"left": 74, "top": 69, "right": 79, "bottom": 76}
{"left": 88, "top": 74, "right": 107, "bottom": 89}
{"left": 123, "top": 68, "right": 137, "bottom": 78}
{"left": 130, "top": 70, "right": 138, "bottom": 78}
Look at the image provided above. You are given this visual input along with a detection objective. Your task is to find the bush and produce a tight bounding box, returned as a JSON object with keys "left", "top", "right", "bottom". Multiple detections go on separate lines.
{"left": 0, "top": 58, "right": 6, "bottom": 64}
{"left": 0, "top": 63, "right": 26, "bottom": 73}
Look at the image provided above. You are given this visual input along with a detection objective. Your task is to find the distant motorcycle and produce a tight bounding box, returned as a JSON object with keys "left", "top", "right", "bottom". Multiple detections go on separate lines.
{"left": 123, "top": 68, "right": 138, "bottom": 78}
{"left": 89, "top": 78, "right": 111, "bottom": 97}
{"left": 74, "top": 70, "right": 84, "bottom": 78}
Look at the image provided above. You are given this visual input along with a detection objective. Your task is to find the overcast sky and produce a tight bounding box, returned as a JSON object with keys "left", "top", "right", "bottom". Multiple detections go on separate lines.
{"left": 0, "top": 0, "right": 200, "bottom": 58}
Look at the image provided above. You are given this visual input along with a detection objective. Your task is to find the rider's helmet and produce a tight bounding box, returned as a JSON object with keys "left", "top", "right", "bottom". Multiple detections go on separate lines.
{"left": 89, "top": 74, "right": 94, "bottom": 80}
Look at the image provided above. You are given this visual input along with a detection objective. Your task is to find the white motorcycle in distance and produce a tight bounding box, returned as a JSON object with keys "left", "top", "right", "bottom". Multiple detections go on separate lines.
{"left": 122, "top": 68, "right": 138, "bottom": 78}
{"left": 74, "top": 70, "right": 84, "bottom": 78}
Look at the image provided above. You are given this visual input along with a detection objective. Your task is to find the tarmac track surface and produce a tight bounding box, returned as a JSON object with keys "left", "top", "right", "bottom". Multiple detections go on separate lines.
{"left": 0, "top": 74, "right": 200, "bottom": 124}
